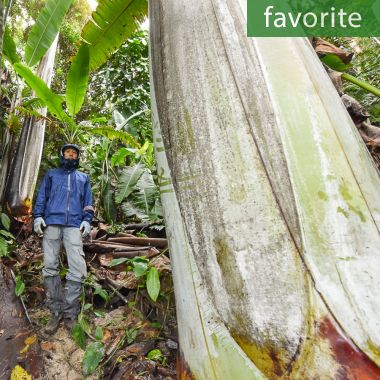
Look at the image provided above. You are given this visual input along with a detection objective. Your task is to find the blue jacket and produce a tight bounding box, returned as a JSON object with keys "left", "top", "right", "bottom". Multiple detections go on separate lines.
{"left": 33, "top": 168, "right": 94, "bottom": 228}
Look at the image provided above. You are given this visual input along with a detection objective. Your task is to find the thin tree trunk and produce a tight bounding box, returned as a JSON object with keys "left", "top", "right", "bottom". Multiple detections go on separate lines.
{"left": 150, "top": 1, "right": 380, "bottom": 379}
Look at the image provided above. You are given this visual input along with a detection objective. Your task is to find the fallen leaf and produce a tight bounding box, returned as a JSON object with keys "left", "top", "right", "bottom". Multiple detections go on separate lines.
{"left": 24, "top": 334, "right": 37, "bottom": 345}
{"left": 19, "top": 345, "right": 30, "bottom": 354}
{"left": 10, "top": 365, "right": 31, "bottom": 380}
{"left": 40, "top": 341, "right": 56, "bottom": 351}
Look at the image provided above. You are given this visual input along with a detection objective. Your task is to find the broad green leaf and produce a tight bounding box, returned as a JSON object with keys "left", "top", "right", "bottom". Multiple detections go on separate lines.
{"left": 115, "top": 163, "right": 145, "bottom": 203}
{"left": 66, "top": 44, "right": 90, "bottom": 116}
{"left": 79, "top": 314, "right": 91, "bottom": 334}
{"left": 1, "top": 213, "right": 10, "bottom": 230}
{"left": 13, "top": 63, "right": 68, "bottom": 122}
{"left": 72, "top": 323, "right": 86, "bottom": 349}
{"left": 3, "top": 27, "right": 20, "bottom": 64}
{"left": 133, "top": 261, "right": 148, "bottom": 277}
{"left": 134, "top": 171, "right": 157, "bottom": 214}
{"left": 93, "top": 309, "right": 105, "bottom": 318}
{"left": 15, "top": 277, "right": 25, "bottom": 297}
{"left": 146, "top": 267, "right": 160, "bottom": 302}
{"left": 121, "top": 200, "right": 150, "bottom": 221}
{"left": 111, "top": 147, "right": 134, "bottom": 167}
{"left": 83, "top": 303, "right": 92, "bottom": 311}
{"left": 320, "top": 54, "right": 351, "bottom": 72}
{"left": 130, "top": 257, "right": 148, "bottom": 264}
{"left": 22, "top": 97, "right": 46, "bottom": 110}
{"left": 95, "top": 326, "right": 103, "bottom": 341}
{"left": 94, "top": 286, "right": 109, "bottom": 302}
{"left": 0, "top": 238, "right": 7, "bottom": 257}
{"left": 102, "top": 180, "right": 117, "bottom": 224}
{"left": 109, "top": 257, "right": 129, "bottom": 267}
{"left": 0, "top": 229, "right": 14, "bottom": 239}
{"left": 81, "top": 0, "right": 148, "bottom": 70}
{"left": 25, "top": 0, "right": 74, "bottom": 66}
{"left": 82, "top": 341, "right": 105, "bottom": 376}
{"left": 147, "top": 349, "right": 163, "bottom": 361}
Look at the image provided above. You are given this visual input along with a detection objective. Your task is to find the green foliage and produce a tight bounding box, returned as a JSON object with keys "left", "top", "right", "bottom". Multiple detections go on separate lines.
{"left": 83, "top": 125, "right": 140, "bottom": 147}
{"left": 0, "top": 209, "right": 15, "bottom": 258}
{"left": 94, "top": 326, "right": 104, "bottom": 341}
{"left": 102, "top": 180, "right": 117, "bottom": 224}
{"left": 115, "top": 162, "right": 145, "bottom": 203}
{"left": 13, "top": 63, "right": 68, "bottom": 122}
{"left": 320, "top": 54, "right": 351, "bottom": 72}
{"left": 320, "top": 53, "right": 380, "bottom": 99}
{"left": 25, "top": 0, "right": 75, "bottom": 66}
{"left": 118, "top": 165, "right": 163, "bottom": 222}
{"left": 82, "top": 341, "right": 105, "bottom": 376}
{"left": 66, "top": 44, "right": 90, "bottom": 116}
{"left": 72, "top": 323, "right": 86, "bottom": 349}
{"left": 109, "top": 257, "right": 161, "bottom": 302}
{"left": 88, "top": 30, "right": 151, "bottom": 143}
{"left": 94, "top": 285, "right": 110, "bottom": 303}
{"left": 81, "top": 0, "right": 148, "bottom": 70}
{"left": 3, "top": 27, "right": 20, "bottom": 64}
{"left": 15, "top": 276, "right": 25, "bottom": 297}
{"left": 146, "top": 267, "right": 160, "bottom": 302}
{"left": 147, "top": 349, "right": 165, "bottom": 364}
{"left": 326, "top": 38, "right": 380, "bottom": 123}
{"left": 1, "top": 212, "right": 10, "bottom": 230}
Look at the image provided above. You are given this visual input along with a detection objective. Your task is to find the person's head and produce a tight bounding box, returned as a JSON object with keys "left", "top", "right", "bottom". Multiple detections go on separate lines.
{"left": 60, "top": 144, "right": 80, "bottom": 170}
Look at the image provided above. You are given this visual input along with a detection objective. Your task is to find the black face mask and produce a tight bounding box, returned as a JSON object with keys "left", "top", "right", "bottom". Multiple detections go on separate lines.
{"left": 60, "top": 156, "right": 79, "bottom": 170}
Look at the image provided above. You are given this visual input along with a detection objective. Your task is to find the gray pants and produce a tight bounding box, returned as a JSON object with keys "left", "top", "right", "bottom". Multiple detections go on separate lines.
{"left": 42, "top": 225, "right": 86, "bottom": 318}
{"left": 42, "top": 225, "right": 87, "bottom": 282}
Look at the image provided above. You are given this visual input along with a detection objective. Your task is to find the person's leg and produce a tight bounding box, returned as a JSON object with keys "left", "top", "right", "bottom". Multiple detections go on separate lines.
{"left": 42, "top": 225, "right": 64, "bottom": 334}
{"left": 62, "top": 227, "right": 87, "bottom": 330}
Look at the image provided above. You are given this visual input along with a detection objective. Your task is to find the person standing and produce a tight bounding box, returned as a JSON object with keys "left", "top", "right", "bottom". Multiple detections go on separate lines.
{"left": 33, "top": 144, "right": 94, "bottom": 334}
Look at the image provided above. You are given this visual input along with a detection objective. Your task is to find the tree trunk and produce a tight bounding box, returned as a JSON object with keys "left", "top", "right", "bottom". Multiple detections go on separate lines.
{"left": 4, "top": 35, "right": 59, "bottom": 216}
{"left": 149, "top": 1, "right": 380, "bottom": 379}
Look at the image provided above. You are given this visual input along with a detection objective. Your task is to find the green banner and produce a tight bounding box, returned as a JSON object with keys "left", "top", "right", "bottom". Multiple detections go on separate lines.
{"left": 247, "top": 0, "right": 380, "bottom": 37}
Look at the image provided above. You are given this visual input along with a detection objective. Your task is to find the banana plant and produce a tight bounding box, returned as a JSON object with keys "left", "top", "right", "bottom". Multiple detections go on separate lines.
{"left": 149, "top": 1, "right": 380, "bottom": 378}
{"left": 1, "top": 0, "right": 75, "bottom": 213}
{"left": 2, "top": 0, "right": 148, "bottom": 215}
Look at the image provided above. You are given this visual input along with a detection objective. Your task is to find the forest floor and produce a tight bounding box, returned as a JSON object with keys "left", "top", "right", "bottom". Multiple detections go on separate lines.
{"left": 0, "top": 223, "right": 178, "bottom": 379}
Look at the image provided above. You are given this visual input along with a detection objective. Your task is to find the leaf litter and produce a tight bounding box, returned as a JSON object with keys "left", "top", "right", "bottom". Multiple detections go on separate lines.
{"left": 2, "top": 223, "right": 177, "bottom": 379}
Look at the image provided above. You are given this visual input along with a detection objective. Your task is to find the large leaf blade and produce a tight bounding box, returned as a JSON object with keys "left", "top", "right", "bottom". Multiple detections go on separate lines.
{"left": 82, "top": 341, "right": 105, "bottom": 376}
{"left": 115, "top": 163, "right": 145, "bottom": 204}
{"left": 102, "top": 180, "right": 117, "bottom": 224}
{"left": 25, "top": 0, "right": 74, "bottom": 66}
{"left": 81, "top": 0, "right": 148, "bottom": 70}
{"left": 13, "top": 63, "right": 67, "bottom": 122}
{"left": 66, "top": 44, "right": 90, "bottom": 116}
{"left": 3, "top": 27, "right": 20, "bottom": 64}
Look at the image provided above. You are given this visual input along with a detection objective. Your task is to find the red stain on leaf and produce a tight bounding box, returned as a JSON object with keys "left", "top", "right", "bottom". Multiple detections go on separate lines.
{"left": 319, "top": 317, "right": 380, "bottom": 380}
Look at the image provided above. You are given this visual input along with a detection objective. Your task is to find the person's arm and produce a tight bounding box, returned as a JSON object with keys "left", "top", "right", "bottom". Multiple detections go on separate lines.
{"left": 82, "top": 175, "right": 94, "bottom": 223}
{"left": 33, "top": 171, "right": 51, "bottom": 219}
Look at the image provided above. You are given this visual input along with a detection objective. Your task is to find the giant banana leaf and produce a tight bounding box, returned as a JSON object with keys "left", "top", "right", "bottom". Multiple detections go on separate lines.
{"left": 149, "top": 1, "right": 380, "bottom": 378}
{"left": 13, "top": 62, "right": 67, "bottom": 122}
{"left": 81, "top": 0, "right": 148, "bottom": 71}
{"left": 5, "top": 36, "right": 58, "bottom": 216}
{"left": 3, "top": 27, "right": 20, "bottom": 64}
{"left": 66, "top": 44, "right": 90, "bottom": 116}
{"left": 25, "top": 0, "right": 74, "bottom": 67}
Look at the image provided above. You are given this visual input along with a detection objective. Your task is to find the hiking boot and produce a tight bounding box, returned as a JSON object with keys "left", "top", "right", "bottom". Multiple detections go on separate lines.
{"left": 64, "top": 318, "right": 77, "bottom": 333}
{"left": 42, "top": 314, "right": 62, "bottom": 335}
